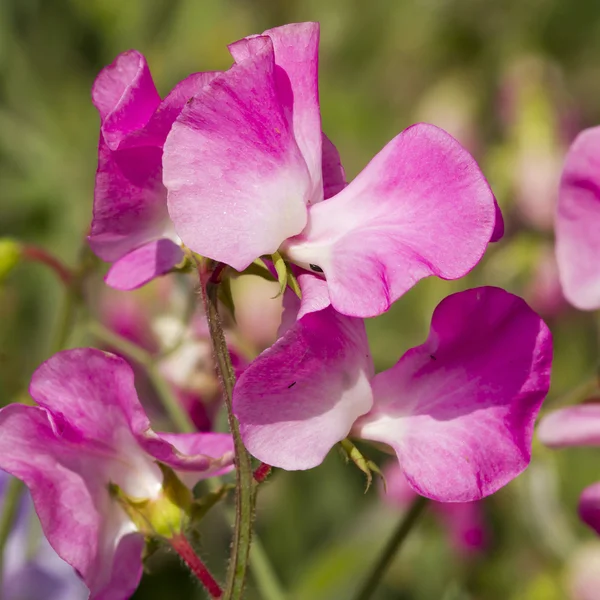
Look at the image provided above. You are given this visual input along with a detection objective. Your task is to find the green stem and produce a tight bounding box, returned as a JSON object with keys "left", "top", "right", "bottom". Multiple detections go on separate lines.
{"left": 87, "top": 321, "right": 195, "bottom": 433}
{"left": 353, "top": 496, "right": 428, "bottom": 600}
{"left": 52, "top": 287, "right": 78, "bottom": 353}
{"left": 0, "top": 478, "right": 25, "bottom": 586}
{"left": 196, "top": 259, "right": 255, "bottom": 600}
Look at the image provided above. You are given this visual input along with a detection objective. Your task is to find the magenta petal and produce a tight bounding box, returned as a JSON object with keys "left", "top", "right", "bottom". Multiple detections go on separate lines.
{"left": 321, "top": 132, "right": 346, "bottom": 199}
{"left": 579, "top": 482, "right": 600, "bottom": 536}
{"left": 555, "top": 126, "right": 600, "bottom": 309}
{"left": 104, "top": 239, "right": 183, "bottom": 291}
{"left": 355, "top": 287, "right": 552, "bottom": 501}
{"left": 490, "top": 198, "right": 505, "bottom": 242}
{"left": 92, "top": 50, "right": 160, "bottom": 151}
{"left": 89, "top": 139, "right": 168, "bottom": 263}
{"left": 164, "top": 36, "right": 311, "bottom": 271}
{"left": 538, "top": 405, "right": 600, "bottom": 448}
{"left": 233, "top": 307, "right": 374, "bottom": 470}
{"left": 0, "top": 405, "right": 144, "bottom": 598}
{"left": 285, "top": 123, "right": 497, "bottom": 318}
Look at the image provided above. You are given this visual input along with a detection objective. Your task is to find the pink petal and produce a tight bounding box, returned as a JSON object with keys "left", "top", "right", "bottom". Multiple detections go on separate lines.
{"left": 104, "top": 239, "right": 184, "bottom": 291}
{"left": 490, "top": 198, "right": 505, "bottom": 242}
{"left": 354, "top": 286, "right": 552, "bottom": 501}
{"left": 555, "top": 126, "right": 600, "bottom": 309}
{"left": 381, "top": 463, "right": 417, "bottom": 508}
{"left": 0, "top": 404, "right": 144, "bottom": 598}
{"left": 437, "top": 501, "right": 486, "bottom": 556}
{"left": 89, "top": 139, "right": 169, "bottom": 263}
{"left": 230, "top": 23, "right": 323, "bottom": 202}
{"left": 538, "top": 405, "right": 600, "bottom": 448}
{"left": 233, "top": 307, "right": 374, "bottom": 470}
{"left": 284, "top": 123, "right": 497, "bottom": 318}
{"left": 579, "top": 482, "right": 600, "bottom": 536}
{"left": 92, "top": 50, "right": 160, "bottom": 151}
{"left": 164, "top": 36, "right": 311, "bottom": 271}
{"left": 322, "top": 132, "right": 346, "bottom": 199}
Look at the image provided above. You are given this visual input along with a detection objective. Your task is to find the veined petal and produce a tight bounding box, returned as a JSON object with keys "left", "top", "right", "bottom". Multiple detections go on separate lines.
{"left": 354, "top": 287, "right": 552, "bottom": 502}
{"left": 104, "top": 239, "right": 183, "bottom": 291}
{"left": 92, "top": 50, "right": 160, "bottom": 151}
{"left": 230, "top": 23, "right": 323, "bottom": 202}
{"left": 579, "top": 482, "right": 600, "bottom": 536}
{"left": 89, "top": 139, "right": 169, "bottom": 262}
{"left": 538, "top": 405, "right": 600, "bottom": 448}
{"left": 0, "top": 405, "right": 144, "bottom": 599}
{"left": 285, "top": 123, "right": 497, "bottom": 318}
{"left": 233, "top": 307, "right": 374, "bottom": 470}
{"left": 555, "top": 126, "right": 600, "bottom": 310}
{"left": 164, "top": 36, "right": 311, "bottom": 271}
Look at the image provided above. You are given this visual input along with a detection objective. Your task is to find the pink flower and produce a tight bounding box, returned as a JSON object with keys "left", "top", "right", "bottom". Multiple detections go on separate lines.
{"left": 163, "top": 23, "right": 503, "bottom": 319}
{"left": 555, "top": 126, "right": 600, "bottom": 309}
{"left": 0, "top": 348, "right": 233, "bottom": 599}
{"left": 538, "top": 404, "right": 600, "bottom": 535}
{"left": 89, "top": 50, "right": 218, "bottom": 290}
{"left": 382, "top": 464, "right": 487, "bottom": 556}
{"left": 233, "top": 286, "right": 552, "bottom": 502}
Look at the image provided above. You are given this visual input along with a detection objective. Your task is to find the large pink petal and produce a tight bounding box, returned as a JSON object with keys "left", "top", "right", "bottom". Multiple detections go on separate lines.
{"left": 555, "top": 126, "right": 600, "bottom": 310}
{"left": 164, "top": 36, "right": 311, "bottom": 271}
{"left": 284, "top": 123, "right": 497, "bottom": 318}
{"left": 230, "top": 23, "right": 323, "bottom": 202}
{"left": 233, "top": 307, "right": 374, "bottom": 470}
{"left": 104, "top": 239, "right": 183, "bottom": 291}
{"left": 92, "top": 50, "right": 160, "bottom": 151}
{"left": 579, "top": 482, "right": 600, "bottom": 536}
{"left": 538, "top": 405, "right": 600, "bottom": 448}
{"left": 354, "top": 287, "right": 552, "bottom": 501}
{"left": 0, "top": 405, "right": 144, "bottom": 599}
{"left": 89, "top": 139, "right": 169, "bottom": 262}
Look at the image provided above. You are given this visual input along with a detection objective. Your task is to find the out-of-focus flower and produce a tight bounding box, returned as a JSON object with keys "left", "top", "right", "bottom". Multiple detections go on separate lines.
{"left": 0, "top": 348, "right": 233, "bottom": 599}
{"left": 163, "top": 22, "right": 503, "bottom": 319}
{"left": 234, "top": 286, "right": 552, "bottom": 502}
{"left": 555, "top": 126, "right": 600, "bottom": 310}
{"left": 539, "top": 404, "right": 600, "bottom": 535}
{"left": 382, "top": 464, "right": 486, "bottom": 556}
{"left": 89, "top": 50, "right": 218, "bottom": 291}
{"left": 566, "top": 542, "right": 600, "bottom": 600}
{"left": 525, "top": 243, "right": 568, "bottom": 319}
{"left": 0, "top": 472, "right": 88, "bottom": 600}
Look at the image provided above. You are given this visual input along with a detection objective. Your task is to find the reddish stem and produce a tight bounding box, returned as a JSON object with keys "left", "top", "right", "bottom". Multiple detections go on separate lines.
{"left": 22, "top": 245, "right": 73, "bottom": 286}
{"left": 170, "top": 534, "right": 223, "bottom": 598}
{"left": 253, "top": 462, "right": 272, "bottom": 484}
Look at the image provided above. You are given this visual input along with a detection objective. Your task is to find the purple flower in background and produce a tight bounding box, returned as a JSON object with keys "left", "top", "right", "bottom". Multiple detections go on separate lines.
{"left": 0, "top": 472, "right": 88, "bottom": 600}
{"left": 381, "top": 463, "right": 487, "bottom": 557}
{"left": 89, "top": 50, "right": 218, "bottom": 290}
{"left": 233, "top": 286, "right": 552, "bottom": 502}
{"left": 538, "top": 404, "right": 600, "bottom": 535}
{"left": 163, "top": 22, "right": 503, "bottom": 319}
{"left": 0, "top": 348, "right": 233, "bottom": 599}
{"left": 555, "top": 126, "right": 600, "bottom": 309}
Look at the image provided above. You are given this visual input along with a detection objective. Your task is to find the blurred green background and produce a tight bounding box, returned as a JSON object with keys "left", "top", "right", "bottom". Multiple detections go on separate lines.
{"left": 1, "top": 0, "right": 600, "bottom": 598}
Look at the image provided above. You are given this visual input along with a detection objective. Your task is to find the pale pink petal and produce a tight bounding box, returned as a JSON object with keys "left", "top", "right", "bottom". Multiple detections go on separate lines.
{"left": 233, "top": 307, "right": 374, "bottom": 470}
{"left": 0, "top": 405, "right": 144, "bottom": 598}
{"left": 321, "top": 132, "right": 346, "bottom": 199}
{"left": 89, "top": 139, "right": 168, "bottom": 262}
{"left": 104, "top": 239, "right": 183, "bottom": 291}
{"left": 381, "top": 463, "right": 417, "bottom": 508}
{"left": 285, "top": 123, "right": 497, "bottom": 318}
{"left": 538, "top": 405, "right": 600, "bottom": 448}
{"left": 355, "top": 287, "right": 552, "bottom": 501}
{"left": 556, "top": 126, "right": 600, "bottom": 309}
{"left": 579, "top": 482, "right": 600, "bottom": 536}
{"left": 164, "top": 36, "right": 311, "bottom": 271}
{"left": 92, "top": 50, "right": 160, "bottom": 151}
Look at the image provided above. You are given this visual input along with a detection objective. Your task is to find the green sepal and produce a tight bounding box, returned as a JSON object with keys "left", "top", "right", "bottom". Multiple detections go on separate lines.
{"left": 191, "top": 483, "right": 235, "bottom": 524}
{"left": 339, "top": 439, "right": 386, "bottom": 493}
{"left": 141, "top": 536, "right": 162, "bottom": 573}
{"left": 271, "top": 251, "right": 288, "bottom": 298}
{"left": 218, "top": 276, "right": 236, "bottom": 321}
{"left": 241, "top": 258, "right": 277, "bottom": 282}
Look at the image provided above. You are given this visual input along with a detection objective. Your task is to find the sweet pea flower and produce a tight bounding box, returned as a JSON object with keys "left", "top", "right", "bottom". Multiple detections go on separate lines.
{"left": 382, "top": 463, "right": 486, "bottom": 556}
{"left": 555, "top": 126, "right": 600, "bottom": 309}
{"left": 0, "top": 348, "right": 234, "bottom": 599}
{"left": 163, "top": 22, "right": 504, "bottom": 319}
{"left": 538, "top": 404, "right": 600, "bottom": 535}
{"left": 233, "top": 286, "right": 552, "bottom": 502}
{"left": 89, "top": 50, "right": 218, "bottom": 290}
